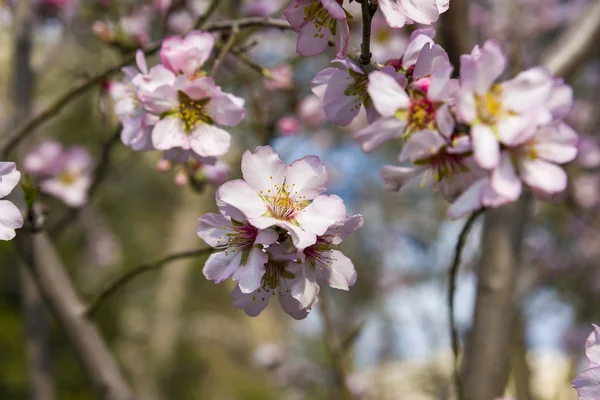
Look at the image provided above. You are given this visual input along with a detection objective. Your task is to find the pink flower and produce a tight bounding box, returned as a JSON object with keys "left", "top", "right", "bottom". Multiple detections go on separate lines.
{"left": 0, "top": 162, "right": 23, "bottom": 241}
{"left": 202, "top": 160, "right": 231, "bottom": 186}
{"left": 153, "top": 0, "right": 172, "bottom": 14}
{"left": 573, "top": 324, "right": 600, "bottom": 399}
{"left": 284, "top": 0, "right": 350, "bottom": 59}
{"left": 290, "top": 214, "right": 362, "bottom": 308}
{"left": 141, "top": 75, "right": 245, "bottom": 159}
{"left": 264, "top": 64, "right": 294, "bottom": 91}
{"left": 160, "top": 30, "right": 214, "bottom": 78}
{"left": 355, "top": 55, "right": 454, "bottom": 152}
{"left": 110, "top": 51, "right": 176, "bottom": 151}
{"left": 25, "top": 142, "right": 93, "bottom": 208}
{"left": 489, "top": 122, "right": 578, "bottom": 202}
{"left": 311, "top": 58, "right": 390, "bottom": 126}
{"left": 231, "top": 243, "right": 311, "bottom": 320}
{"left": 217, "top": 146, "right": 347, "bottom": 251}
{"left": 277, "top": 116, "right": 301, "bottom": 136}
{"left": 197, "top": 213, "right": 278, "bottom": 293}
{"left": 380, "top": 132, "right": 473, "bottom": 202}
{"left": 454, "top": 40, "right": 555, "bottom": 169}
{"left": 298, "top": 95, "right": 326, "bottom": 127}
{"left": 378, "top": 0, "right": 446, "bottom": 28}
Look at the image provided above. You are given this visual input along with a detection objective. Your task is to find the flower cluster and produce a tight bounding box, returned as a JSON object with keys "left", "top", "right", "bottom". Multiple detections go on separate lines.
{"left": 24, "top": 141, "right": 93, "bottom": 208}
{"left": 197, "top": 146, "right": 362, "bottom": 319}
{"left": 307, "top": 26, "right": 578, "bottom": 219}
{"left": 573, "top": 324, "right": 600, "bottom": 399}
{"left": 0, "top": 162, "right": 23, "bottom": 241}
{"left": 109, "top": 30, "right": 245, "bottom": 168}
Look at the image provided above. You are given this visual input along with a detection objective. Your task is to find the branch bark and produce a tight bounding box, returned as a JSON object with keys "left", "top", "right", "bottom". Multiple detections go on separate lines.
{"left": 15, "top": 231, "right": 133, "bottom": 400}
{"left": 437, "top": 0, "right": 474, "bottom": 70}
{"left": 461, "top": 198, "right": 530, "bottom": 400}
{"left": 541, "top": 0, "right": 600, "bottom": 78}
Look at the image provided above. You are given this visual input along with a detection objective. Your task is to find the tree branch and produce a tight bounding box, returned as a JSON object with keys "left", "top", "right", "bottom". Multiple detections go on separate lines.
{"left": 320, "top": 290, "right": 354, "bottom": 400}
{"left": 210, "top": 24, "right": 240, "bottom": 79}
{"left": 15, "top": 231, "right": 134, "bottom": 400}
{"left": 448, "top": 208, "right": 483, "bottom": 400}
{"left": 359, "top": 0, "right": 378, "bottom": 69}
{"left": 0, "top": 16, "right": 294, "bottom": 159}
{"left": 541, "top": 0, "right": 600, "bottom": 78}
{"left": 85, "top": 248, "right": 213, "bottom": 317}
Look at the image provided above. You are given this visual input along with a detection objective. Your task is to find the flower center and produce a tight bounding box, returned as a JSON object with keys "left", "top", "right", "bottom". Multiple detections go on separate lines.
{"left": 344, "top": 71, "right": 368, "bottom": 113}
{"left": 58, "top": 171, "right": 79, "bottom": 185}
{"left": 475, "top": 85, "right": 505, "bottom": 125}
{"left": 405, "top": 90, "right": 436, "bottom": 134}
{"left": 261, "top": 260, "right": 295, "bottom": 290}
{"left": 260, "top": 181, "right": 310, "bottom": 221}
{"left": 178, "top": 91, "right": 213, "bottom": 133}
{"left": 303, "top": 2, "right": 335, "bottom": 37}
{"left": 304, "top": 239, "right": 336, "bottom": 271}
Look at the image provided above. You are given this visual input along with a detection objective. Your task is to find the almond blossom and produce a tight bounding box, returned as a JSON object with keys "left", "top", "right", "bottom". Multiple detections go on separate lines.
{"left": 141, "top": 75, "right": 245, "bottom": 160}
{"left": 216, "top": 146, "right": 347, "bottom": 251}
{"left": 573, "top": 324, "right": 600, "bottom": 399}
{"left": 290, "top": 214, "right": 362, "bottom": 308}
{"left": 454, "top": 40, "right": 555, "bottom": 169}
{"left": 378, "top": 0, "right": 449, "bottom": 28}
{"left": 355, "top": 55, "right": 454, "bottom": 152}
{"left": 231, "top": 242, "right": 311, "bottom": 320}
{"left": 24, "top": 141, "right": 93, "bottom": 208}
{"left": 0, "top": 162, "right": 23, "bottom": 241}
{"left": 109, "top": 50, "right": 176, "bottom": 151}
{"left": 197, "top": 212, "right": 278, "bottom": 293}
{"left": 160, "top": 30, "right": 214, "bottom": 78}
{"left": 284, "top": 0, "right": 350, "bottom": 59}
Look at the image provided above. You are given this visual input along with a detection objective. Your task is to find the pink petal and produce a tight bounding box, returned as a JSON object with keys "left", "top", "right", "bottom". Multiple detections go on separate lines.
{"left": 0, "top": 200, "right": 23, "bottom": 241}
{"left": 380, "top": 165, "right": 424, "bottom": 192}
{"left": 586, "top": 324, "right": 600, "bottom": 367}
{"left": 334, "top": 20, "right": 350, "bottom": 59}
{"left": 378, "top": 0, "right": 408, "bottom": 28}
{"left": 573, "top": 367, "right": 600, "bottom": 400}
{"left": 217, "top": 179, "right": 268, "bottom": 219}
{"left": 401, "top": 0, "right": 440, "bottom": 24}
{"left": 354, "top": 116, "right": 406, "bottom": 152}
{"left": 475, "top": 40, "right": 506, "bottom": 95}
{"left": 297, "top": 21, "right": 331, "bottom": 57}
{"left": 206, "top": 92, "right": 246, "bottom": 126}
{"left": 152, "top": 116, "right": 190, "bottom": 150}
{"left": 296, "top": 194, "right": 346, "bottom": 236}
{"left": 0, "top": 162, "right": 21, "bottom": 198}
{"left": 232, "top": 285, "right": 272, "bottom": 317}
{"left": 501, "top": 67, "right": 553, "bottom": 113}
{"left": 232, "top": 247, "right": 268, "bottom": 293}
{"left": 284, "top": 0, "right": 312, "bottom": 29}
{"left": 276, "top": 286, "right": 310, "bottom": 320}
{"left": 322, "top": 0, "right": 346, "bottom": 20}
{"left": 241, "top": 146, "right": 287, "bottom": 194}
{"left": 519, "top": 159, "right": 567, "bottom": 194}
{"left": 546, "top": 79, "right": 573, "bottom": 120}
{"left": 189, "top": 124, "right": 231, "bottom": 157}
{"left": 367, "top": 71, "right": 410, "bottom": 117}
{"left": 471, "top": 124, "right": 500, "bottom": 169}
{"left": 286, "top": 156, "right": 328, "bottom": 200}
{"left": 203, "top": 251, "right": 242, "bottom": 283}
{"left": 288, "top": 262, "right": 320, "bottom": 308}
{"left": 196, "top": 212, "right": 234, "bottom": 248}
{"left": 316, "top": 249, "right": 356, "bottom": 290}
{"left": 446, "top": 178, "right": 487, "bottom": 220}
{"left": 436, "top": 104, "right": 455, "bottom": 138}
{"left": 399, "top": 129, "right": 446, "bottom": 162}
{"left": 497, "top": 115, "right": 535, "bottom": 147}
{"left": 490, "top": 152, "right": 522, "bottom": 201}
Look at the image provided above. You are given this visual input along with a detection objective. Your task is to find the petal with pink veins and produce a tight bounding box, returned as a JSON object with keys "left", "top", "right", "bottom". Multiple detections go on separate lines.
{"left": 286, "top": 156, "right": 328, "bottom": 200}
{"left": 203, "top": 251, "right": 242, "bottom": 283}
{"left": 217, "top": 179, "right": 268, "bottom": 219}
{"left": 241, "top": 146, "right": 287, "bottom": 193}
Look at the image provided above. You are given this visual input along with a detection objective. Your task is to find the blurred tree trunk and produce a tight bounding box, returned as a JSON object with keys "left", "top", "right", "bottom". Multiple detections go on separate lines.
{"left": 512, "top": 312, "right": 535, "bottom": 400}
{"left": 437, "top": 0, "right": 474, "bottom": 71}
{"left": 13, "top": 2, "right": 55, "bottom": 400}
{"left": 462, "top": 197, "right": 530, "bottom": 400}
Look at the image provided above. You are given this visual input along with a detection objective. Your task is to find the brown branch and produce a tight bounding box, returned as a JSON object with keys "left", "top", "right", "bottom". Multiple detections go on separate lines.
{"left": 320, "top": 290, "right": 354, "bottom": 400}
{"left": 210, "top": 24, "right": 240, "bottom": 79}
{"left": 437, "top": 0, "right": 475, "bottom": 71}
{"left": 0, "top": 16, "right": 294, "bottom": 159}
{"left": 448, "top": 208, "right": 483, "bottom": 400}
{"left": 85, "top": 248, "right": 213, "bottom": 317}
{"left": 15, "top": 230, "right": 134, "bottom": 400}
{"left": 359, "top": 0, "right": 378, "bottom": 69}
{"left": 461, "top": 196, "right": 530, "bottom": 400}
{"left": 541, "top": 0, "right": 600, "bottom": 78}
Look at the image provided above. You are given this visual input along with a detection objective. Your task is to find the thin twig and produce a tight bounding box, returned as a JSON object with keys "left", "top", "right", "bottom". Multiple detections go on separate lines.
{"left": 320, "top": 290, "right": 354, "bottom": 400}
{"left": 0, "top": 17, "right": 293, "bottom": 158}
{"left": 85, "top": 248, "right": 213, "bottom": 316}
{"left": 448, "top": 208, "right": 484, "bottom": 400}
{"left": 194, "top": 0, "right": 221, "bottom": 29}
{"left": 359, "top": 0, "right": 377, "bottom": 69}
{"left": 210, "top": 24, "right": 240, "bottom": 79}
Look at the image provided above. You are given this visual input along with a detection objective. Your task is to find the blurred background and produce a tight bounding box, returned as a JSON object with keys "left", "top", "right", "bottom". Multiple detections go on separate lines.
{"left": 0, "top": 0, "right": 599, "bottom": 399}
